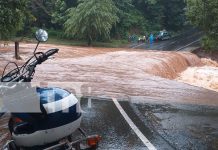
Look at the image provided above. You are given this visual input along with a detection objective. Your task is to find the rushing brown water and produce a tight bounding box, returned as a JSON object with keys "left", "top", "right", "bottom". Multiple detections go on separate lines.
{"left": 0, "top": 43, "right": 218, "bottom": 146}
{"left": 0, "top": 43, "right": 217, "bottom": 105}
{"left": 201, "top": 58, "right": 218, "bottom": 67}
{"left": 177, "top": 58, "right": 218, "bottom": 92}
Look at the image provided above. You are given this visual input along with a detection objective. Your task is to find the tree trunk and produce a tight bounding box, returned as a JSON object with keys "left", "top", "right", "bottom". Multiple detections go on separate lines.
{"left": 15, "top": 41, "right": 21, "bottom": 60}
{"left": 88, "top": 38, "right": 92, "bottom": 46}
{"left": 87, "top": 34, "right": 93, "bottom": 46}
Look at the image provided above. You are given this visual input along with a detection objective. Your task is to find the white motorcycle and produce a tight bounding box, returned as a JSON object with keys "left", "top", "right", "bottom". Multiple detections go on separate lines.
{"left": 1, "top": 29, "right": 101, "bottom": 150}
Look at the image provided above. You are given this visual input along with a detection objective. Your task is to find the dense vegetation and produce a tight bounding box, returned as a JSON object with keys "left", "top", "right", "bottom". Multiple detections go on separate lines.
{"left": 0, "top": 0, "right": 217, "bottom": 49}
{"left": 0, "top": 0, "right": 30, "bottom": 39}
{"left": 186, "top": 0, "right": 218, "bottom": 50}
{"left": 64, "top": 0, "right": 119, "bottom": 45}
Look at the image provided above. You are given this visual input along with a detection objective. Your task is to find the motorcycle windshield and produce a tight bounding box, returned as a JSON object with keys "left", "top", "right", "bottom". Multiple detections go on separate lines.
{"left": 36, "top": 87, "right": 71, "bottom": 104}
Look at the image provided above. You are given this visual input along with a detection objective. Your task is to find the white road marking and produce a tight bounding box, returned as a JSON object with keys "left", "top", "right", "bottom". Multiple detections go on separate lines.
{"left": 112, "top": 98, "right": 157, "bottom": 150}
{"left": 88, "top": 98, "right": 92, "bottom": 108}
{"left": 176, "top": 39, "right": 200, "bottom": 51}
{"left": 88, "top": 87, "right": 92, "bottom": 108}
{"left": 132, "top": 43, "right": 145, "bottom": 49}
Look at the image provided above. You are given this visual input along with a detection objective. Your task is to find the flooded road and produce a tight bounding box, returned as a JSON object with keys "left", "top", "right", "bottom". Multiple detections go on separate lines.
{"left": 24, "top": 43, "right": 217, "bottom": 106}
{"left": 80, "top": 98, "right": 218, "bottom": 150}
{"left": 0, "top": 43, "right": 218, "bottom": 149}
{"left": 132, "top": 29, "right": 202, "bottom": 51}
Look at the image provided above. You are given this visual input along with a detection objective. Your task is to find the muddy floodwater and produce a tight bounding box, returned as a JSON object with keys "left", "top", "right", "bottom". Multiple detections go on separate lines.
{"left": 177, "top": 65, "right": 218, "bottom": 92}
{"left": 0, "top": 43, "right": 218, "bottom": 147}
{"left": 0, "top": 43, "right": 218, "bottom": 104}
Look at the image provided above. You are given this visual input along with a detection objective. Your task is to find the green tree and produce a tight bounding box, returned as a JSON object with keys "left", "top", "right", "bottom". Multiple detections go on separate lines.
{"left": 132, "top": 0, "right": 186, "bottom": 32}
{"left": 0, "top": 0, "right": 30, "bottom": 59}
{"left": 29, "top": 0, "right": 53, "bottom": 28}
{"left": 186, "top": 0, "right": 218, "bottom": 50}
{"left": 112, "top": 0, "right": 149, "bottom": 38}
{"left": 51, "top": 0, "right": 68, "bottom": 28}
{"left": 65, "top": 0, "right": 78, "bottom": 8}
{"left": 64, "top": 0, "right": 119, "bottom": 45}
{"left": 0, "top": 0, "right": 29, "bottom": 39}
{"left": 29, "top": 0, "right": 78, "bottom": 29}
{"left": 133, "top": 0, "right": 164, "bottom": 31}
{"left": 162, "top": 0, "right": 186, "bottom": 31}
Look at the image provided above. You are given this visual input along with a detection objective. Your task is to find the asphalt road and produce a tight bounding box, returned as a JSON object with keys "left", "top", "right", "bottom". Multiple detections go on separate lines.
{"left": 78, "top": 98, "right": 218, "bottom": 150}
{"left": 130, "top": 29, "right": 203, "bottom": 51}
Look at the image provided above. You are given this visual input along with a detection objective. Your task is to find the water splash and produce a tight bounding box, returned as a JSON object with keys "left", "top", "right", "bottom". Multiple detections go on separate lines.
{"left": 177, "top": 58, "right": 218, "bottom": 92}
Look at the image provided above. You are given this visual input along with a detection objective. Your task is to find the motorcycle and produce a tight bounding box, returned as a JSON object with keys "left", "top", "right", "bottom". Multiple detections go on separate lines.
{"left": 0, "top": 29, "right": 101, "bottom": 150}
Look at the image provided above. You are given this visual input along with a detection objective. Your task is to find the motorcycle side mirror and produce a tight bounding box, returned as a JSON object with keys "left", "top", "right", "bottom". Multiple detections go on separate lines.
{"left": 35, "top": 29, "right": 48, "bottom": 42}
{"left": 34, "top": 29, "right": 48, "bottom": 54}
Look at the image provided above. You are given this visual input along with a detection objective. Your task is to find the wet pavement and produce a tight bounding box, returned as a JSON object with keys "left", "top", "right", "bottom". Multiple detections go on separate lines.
{"left": 80, "top": 98, "right": 218, "bottom": 150}
{"left": 131, "top": 29, "right": 203, "bottom": 51}
{"left": 79, "top": 98, "right": 146, "bottom": 150}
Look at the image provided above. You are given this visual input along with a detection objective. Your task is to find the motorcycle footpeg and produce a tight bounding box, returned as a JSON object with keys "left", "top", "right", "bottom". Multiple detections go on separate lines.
{"left": 2, "top": 140, "right": 17, "bottom": 150}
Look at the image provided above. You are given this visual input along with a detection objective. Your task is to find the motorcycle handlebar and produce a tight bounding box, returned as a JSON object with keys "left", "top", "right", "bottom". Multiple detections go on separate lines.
{"left": 1, "top": 49, "right": 59, "bottom": 83}
{"left": 44, "top": 49, "right": 59, "bottom": 58}
{"left": 33, "top": 49, "right": 59, "bottom": 66}
{"left": 28, "top": 48, "right": 59, "bottom": 78}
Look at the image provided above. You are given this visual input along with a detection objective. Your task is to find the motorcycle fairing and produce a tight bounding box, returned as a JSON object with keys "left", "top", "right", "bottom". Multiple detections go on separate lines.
{"left": 12, "top": 87, "right": 82, "bottom": 134}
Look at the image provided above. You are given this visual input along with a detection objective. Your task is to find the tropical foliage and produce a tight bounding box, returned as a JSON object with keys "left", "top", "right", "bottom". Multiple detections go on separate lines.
{"left": 2, "top": 0, "right": 217, "bottom": 50}
{"left": 64, "top": 0, "right": 119, "bottom": 45}
{"left": 186, "top": 0, "right": 218, "bottom": 50}
{"left": 0, "top": 0, "right": 30, "bottom": 39}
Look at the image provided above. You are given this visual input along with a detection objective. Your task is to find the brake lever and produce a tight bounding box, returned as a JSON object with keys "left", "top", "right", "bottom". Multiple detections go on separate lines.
{"left": 0, "top": 83, "right": 17, "bottom": 90}
{"left": 48, "top": 56, "right": 55, "bottom": 60}
{"left": 10, "top": 71, "right": 27, "bottom": 82}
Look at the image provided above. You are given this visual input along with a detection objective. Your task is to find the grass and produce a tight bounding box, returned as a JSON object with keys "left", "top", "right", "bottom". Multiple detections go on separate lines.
{"left": 18, "top": 36, "right": 129, "bottom": 48}
{"left": 47, "top": 38, "right": 129, "bottom": 48}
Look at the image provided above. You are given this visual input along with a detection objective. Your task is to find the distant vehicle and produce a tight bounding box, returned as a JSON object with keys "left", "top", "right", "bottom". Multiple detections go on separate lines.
{"left": 156, "top": 31, "right": 171, "bottom": 41}
{"left": 138, "top": 36, "right": 146, "bottom": 43}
